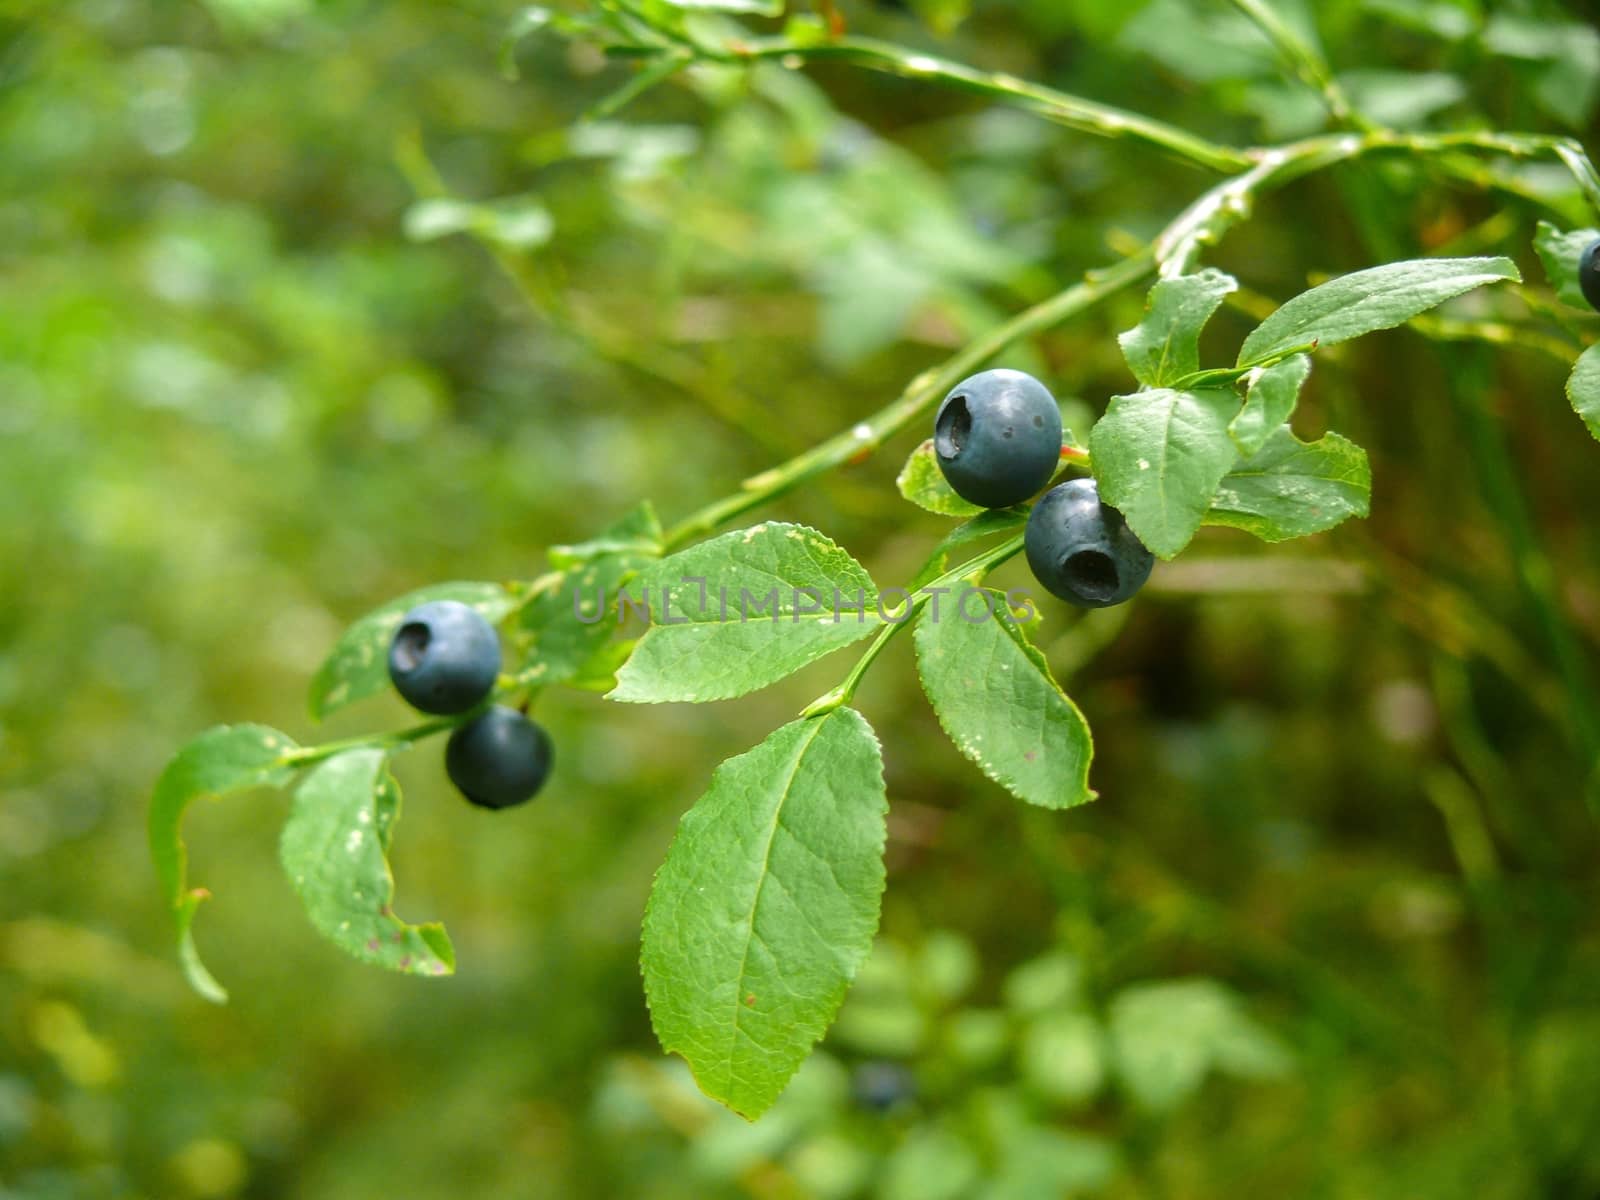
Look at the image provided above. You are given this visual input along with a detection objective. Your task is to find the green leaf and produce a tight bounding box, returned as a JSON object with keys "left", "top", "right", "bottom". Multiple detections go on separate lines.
{"left": 1534, "top": 221, "right": 1600, "bottom": 310}
{"left": 1566, "top": 344, "right": 1600, "bottom": 443}
{"left": 1119, "top": 269, "right": 1238, "bottom": 387}
{"left": 280, "top": 749, "right": 454, "bottom": 979}
{"left": 149, "top": 725, "right": 299, "bottom": 1003}
{"left": 518, "top": 502, "right": 664, "bottom": 687}
{"left": 609, "top": 523, "right": 882, "bottom": 704}
{"left": 549, "top": 501, "right": 664, "bottom": 567}
{"left": 1229, "top": 353, "right": 1310, "bottom": 457}
{"left": 308, "top": 582, "right": 516, "bottom": 720}
{"left": 1109, "top": 978, "right": 1291, "bottom": 1113}
{"left": 1204, "top": 426, "right": 1371, "bottom": 541}
{"left": 641, "top": 709, "right": 888, "bottom": 1119}
{"left": 519, "top": 554, "right": 645, "bottom": 688}
{"left": 1237, "top": 256, "right": 1522, "bottom": 365}
{"left": 896, "top": 439, "right": 985, "bottom": 517}
{"left": 913, "top": 591, "right": 1095, "bottom": 809}
{"left": 1088, "top": 388, "right": 1240, "bottom": 559}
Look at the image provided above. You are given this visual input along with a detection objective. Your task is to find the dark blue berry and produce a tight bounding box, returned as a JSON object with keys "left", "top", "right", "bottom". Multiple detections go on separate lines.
{"left": 387, "top": 600, "right": 501, "bottom": 715}
{"left": 1581, "top": 238, "right": 1600, "bottom": 311}
{"left": 1025, "top": 478, "right": 1154, "bottom": 608}
{"left": 445, "top": 705, "right": 553, "bottom": 810}
{"left": 934, "top": 369, "right": 1063, "bottom": 509}
{"left": 850, "top": 1061, "right": 916, "bottom": 1113}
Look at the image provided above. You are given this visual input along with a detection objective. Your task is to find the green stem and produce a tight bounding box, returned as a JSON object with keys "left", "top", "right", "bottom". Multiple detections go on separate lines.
{"left": 1223, "top": 0, "right": 1372, "bottom": 131}
{"left": 1174, "top": 341, "right": 1319, "bottom": 390}
{"left": 662, "top": 254, "right": 1154, "bottom": 550}
{"left": 801, "top": 532, "right": 1026, "bottom": 716}
{"left": 281, "top": 717, "right": 455, "bottom": 769}
{"left": 665, "top": 129, "right": 1600, "bottom": 553}
{"left": 714, "top": 36, "right": 1252, "bottom": 173}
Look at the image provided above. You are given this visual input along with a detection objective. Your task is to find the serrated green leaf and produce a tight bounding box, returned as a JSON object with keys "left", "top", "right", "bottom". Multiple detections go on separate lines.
{"left": 1238, "top": 256, "right": 1522, "bottom": 365}
{"left": 520, "top": 555, "right": 652, "bottom": 688}
{"left": 280, "top": 749, "right": 454, "bottom": 979}
{"left": 520, "top": 562, "right": 636, "bottom": 685}
{"left": 1089, "top": 388, "right": 1240, "bottom": 559}
{"left": 609, "top": 523, "right": 882, "bottom": 704}
{"left": 1230, "top": 353, "right": 1310, "bottom": 457}
{"left": 641, "top": 708, "right": 888, "bottom": 1118}
{"left": 1566, "top": 344, "right": 1600, "bottom": 442}
{"left": 913, "top": 591, "right": 1094, "bottom": 809}
{"left": 549, "top": 501, "right": 664, "bottom": 567}
{"left": 149, "top": 724, "right": 300, "bottom": 1003}
{"left": 1535, "top": 221, "right": 1600, "bottom": 310}
{"left": 1119, "top": 269, "right": 1238, "bottom": 387}
{"left": 897, "top": 439, "right": 985, "bottom": 517}
{"left": 1204, "top": 426, "right": 1371, "bottom": 541}
{"left": 517, "top": 502, "right": 663, "bottom": 687}
{"left": 1109, "top": 978, "right": 1291, "bottom": 1113}
{"left": 308, "top": 582, "right": 516, "bottom": 720}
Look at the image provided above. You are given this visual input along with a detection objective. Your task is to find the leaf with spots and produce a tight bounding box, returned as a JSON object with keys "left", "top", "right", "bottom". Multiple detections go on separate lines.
{"left": 1566, "top": 344, "right": 1600, "bottom": 443}
{"left": 1088, "top": 387, "right": 1241, "bottom": 559}
{"left": 1203, "top": 426, "right": 1371, "bottom": 541}
{"left": 640, "top": 708, "right": 888, "bottom": 1119}
{"left": 609, "top": 523, "right": 883, "bottom": 704}
{"left": 1119, "top": 269, "right": 1238, "bottom": 387}
{"left": 897, "top": 438, "right": 985, "bottom": 517}
{"left": 519, "top": 548, "right": 656, "bottom": 688}
{"left": 280, "top": 748, "right": 454, "bottom": 980}
{"left": 913, "top": 591, "right": 1095, "bottom": 810}
{"left": 309, "top": 582, "right": 518, "bottom": 720}
{"left": 1237, "top": 256, "right": 1521, "bottom": 365}
{"left": 1533, "top": 221, "right": 1600, "bottom": 310}
{"left": 149, "top": 724, "right": 300, "bottom": 1003}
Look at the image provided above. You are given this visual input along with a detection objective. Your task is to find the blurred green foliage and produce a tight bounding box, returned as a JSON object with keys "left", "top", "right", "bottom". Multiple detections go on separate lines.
{"left": 3, "top": 0, "right": 1600, "bottom": 1196}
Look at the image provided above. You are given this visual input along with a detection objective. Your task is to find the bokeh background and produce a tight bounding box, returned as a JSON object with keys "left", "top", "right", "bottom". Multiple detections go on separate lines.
{"left": 5, "top": 0, "right": 1600, "bottom": 1196}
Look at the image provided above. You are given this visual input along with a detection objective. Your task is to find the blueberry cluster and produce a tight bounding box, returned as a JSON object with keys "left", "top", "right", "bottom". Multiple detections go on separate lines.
{"left": 934, "top": 369, "right": 1155, "bottom": 608}
{"left": 387, "top": 600, "right": 553, "bottom": 809}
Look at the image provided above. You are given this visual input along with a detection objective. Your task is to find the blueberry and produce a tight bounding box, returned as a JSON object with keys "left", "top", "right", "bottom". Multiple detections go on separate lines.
{"left": 850, "top": 1061, "right": 916, "bottom": 1113}
{"left": 1581, "top": 238, "right": 1600, "bottom": 311}
{"left": 934, "top": 369, "right": 1063, "bottom": 509}
{"left": 1024, "top": 478, "right": 1154, "bottom": 608}
{"left": 387, "top": 600, "right": 501, "bottom": 715}
{"left": 445, "top": 705, "right": 554, "bottom": 810}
